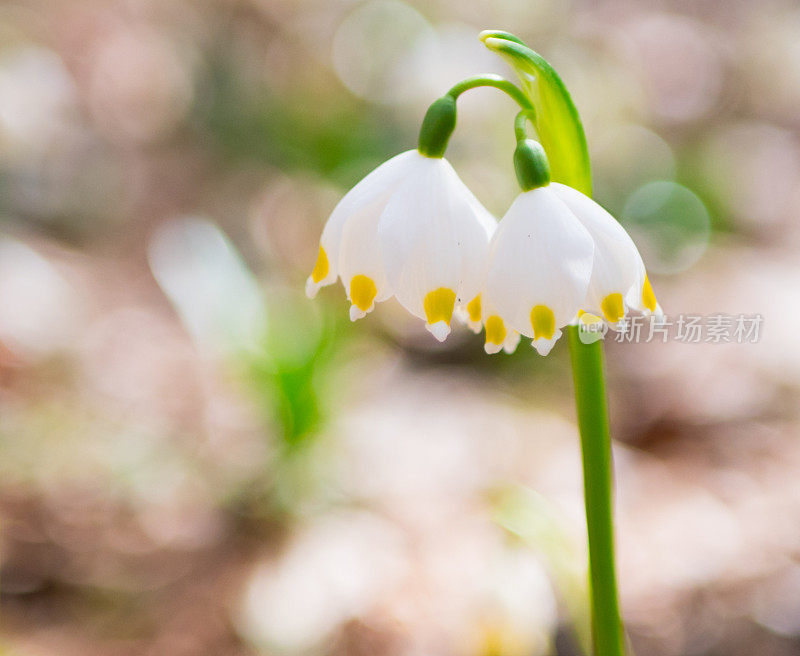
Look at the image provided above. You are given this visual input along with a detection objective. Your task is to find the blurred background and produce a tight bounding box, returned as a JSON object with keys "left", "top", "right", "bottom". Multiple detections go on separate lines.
{"left": 1, "top": 0, "right": 799, "bottom": 654}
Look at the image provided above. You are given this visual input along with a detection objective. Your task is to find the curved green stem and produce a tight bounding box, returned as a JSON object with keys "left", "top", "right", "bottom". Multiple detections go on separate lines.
{"left": 446, "top": 74, "right": 534, "bottom": 112}
{"left": 418, "top": 75, "right": 534, "bottom": 158}
{"left": 514, "top": 110, "right": 536, "bottom": 143}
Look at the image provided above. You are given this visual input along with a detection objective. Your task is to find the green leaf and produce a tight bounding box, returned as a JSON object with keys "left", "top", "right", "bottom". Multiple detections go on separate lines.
{"left": 481, "top": 31, "right": 592, "bottom": 196}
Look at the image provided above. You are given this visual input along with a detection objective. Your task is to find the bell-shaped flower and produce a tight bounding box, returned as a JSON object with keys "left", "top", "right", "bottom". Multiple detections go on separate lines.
{"left": 483, "top": 183, "right": 595, "bottom": 356}
{"left": 482, "top": 139, "right": 660, "bottom": 355}
{"left": 306, "top": 95, "right": 496, "bottom": 341}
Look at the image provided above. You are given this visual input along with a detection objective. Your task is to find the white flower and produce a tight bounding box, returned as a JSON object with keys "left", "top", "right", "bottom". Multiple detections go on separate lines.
{"left": 483, "top": 186, "right": 595, "bottom": 356}
{"left": 306, "top": 149, "right": 496, "bottom": 341}
{"left": 482, "top": 181, "right": 661, "bottom": 356}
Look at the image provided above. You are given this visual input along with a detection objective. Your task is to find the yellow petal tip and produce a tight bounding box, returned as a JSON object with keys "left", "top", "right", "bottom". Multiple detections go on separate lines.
{"left": 349, "top": 274, "right": 377, "bottom": 312}
{"left": 601, "top": 293, "right": 625, "bottom": 324}
{"left": 642, "top": 275, "right": 658, "bottom": 313}
{"left": 530, "top": 305, "right": 556, "bottom": 340}
{"left": 311, "top": 245, "right": 329, "bottom": 284}
{"left": 466, "top": 294, "right": 482, "bottom": 324}
{"left": 484, "top": 315, "right": 507, "bottom": 348}
{"left": 424, "top": 288, "right": 456, "bottom": 326}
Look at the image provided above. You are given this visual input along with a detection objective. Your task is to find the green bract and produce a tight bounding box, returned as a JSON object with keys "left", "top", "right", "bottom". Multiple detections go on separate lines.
{"left": 480, "top": 30, "right": 593, "bottom": 196}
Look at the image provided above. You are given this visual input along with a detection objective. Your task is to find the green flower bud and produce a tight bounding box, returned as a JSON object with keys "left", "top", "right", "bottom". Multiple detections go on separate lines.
{"left": 514, "top": 139, "right": 551, "bottom": 191}
{"left": 417, "top": 95, "right": 457, "bottom": 158}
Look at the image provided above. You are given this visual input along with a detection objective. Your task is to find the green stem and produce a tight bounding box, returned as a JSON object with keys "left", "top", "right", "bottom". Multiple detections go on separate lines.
{"left": 514, "top": 109, "right": 536, "bottom": 143}
{"left": 567, "top": 326, "right": 625, "bottom": 656}
{"left": 446, "top": 74, "right": 534, "bottom": 112}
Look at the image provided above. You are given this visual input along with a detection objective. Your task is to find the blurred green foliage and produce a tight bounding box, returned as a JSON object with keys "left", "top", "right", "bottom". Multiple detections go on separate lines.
{"left": 197, "top": 54, "right": 406, "bottom": 186}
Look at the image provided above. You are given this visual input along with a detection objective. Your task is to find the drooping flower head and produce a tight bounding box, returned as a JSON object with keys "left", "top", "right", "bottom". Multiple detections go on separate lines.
{"left": 481, "top": 137, "right": 661, "bottom": 356}
{"left": 306, "top": 96, "right": 495, "bottom": 342}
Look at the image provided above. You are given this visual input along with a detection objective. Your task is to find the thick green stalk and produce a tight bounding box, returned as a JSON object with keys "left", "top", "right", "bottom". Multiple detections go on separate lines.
{"left": 568, "top": 327, "right": 625, "bottom": 656}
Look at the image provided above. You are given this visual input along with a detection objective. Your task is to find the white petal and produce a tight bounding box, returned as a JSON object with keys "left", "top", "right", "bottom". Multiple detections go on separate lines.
{"left": 338, "top": 199, "right": 389, "bottom": 292}
{"left": 484, "top": 187, "right": 594, "bottom": 341}
{"left": 503, "top": 330, "right": 521, "bottom": 354}
{"left": 453, "top": 306, "right": 482, "bottom": 334}
{"left": 484, "top": 340, "right": 503, "bottom": 355}
{"left": 378, "top": 155, "right": 494, "bottom": 332}
{"left": 466, "top": 318, "right": 482, "bottom": 333}
{"left": 426, "top": 321, "right": 450, "bottom": 342}
{"left": 349, "top": 305, "right": 367, "bottom": 321}
{"left": 531, "top": 330, "right": 561, "bottom": 356}
{"left": 467, "top": 188, "right": 499, "bottom": 240}
{"left": 305, "top": 276, "right": 319, "bottom": 299}
{"left": 549, "top": 182, "right": 646, "bottom": 320}
{"left": 306, "top": 150, "right": 417, "bottom": 297}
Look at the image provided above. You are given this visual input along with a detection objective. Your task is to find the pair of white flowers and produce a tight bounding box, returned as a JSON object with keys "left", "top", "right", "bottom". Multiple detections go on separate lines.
{"left": 306, "top": 147, "right": 661, "bottom": 356}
